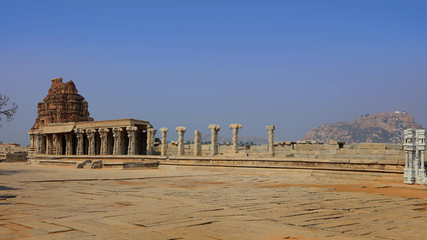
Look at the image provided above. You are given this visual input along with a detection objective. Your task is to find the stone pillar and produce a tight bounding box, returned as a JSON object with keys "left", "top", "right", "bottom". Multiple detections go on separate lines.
{"left": 113, "top": 128, "right": 123, "bottom": 155}
{"left": 146, "top": 126, "right": 154, "bottom": 155}
{"left": 160, "top": 128, "right": 168, "bottom": 156}
{"left": 127, "top": 126, "right": 138, "bottom": 155}
{"left": 209, "top": 124, "right": 220, "bottom": 156}
{"left": 99, "top": 128, "right": 109, "bottom": 155}
{"left": 417, "top": 129, "right": 426, "bottom": 183}
{"left": 266, "top": 125, "right": 275, "bottom": 156}
{"left": 146, "top": 128, "right": 157, "bottom": 155}
{"left": 29, "top": 133, "right": 36, "bottom": 154}
{"left": 65, "top": 133, "right": 73, "bottom": 155}
{"left": 229, "top": 124, "right": 242, "bottom": 153}
{"left": 194, "top": 130, "right": 202, "bottom": 156}
{"left": 404, "top": 129, "right": 416, "bottom": 184}
{"left": 54, "top": 133, "right": 63, "bottom": 155}
{"left": 75, "top": 129, "right": 85, "bottom": 155}
{"left": 176, "top": 126, "right": 187, "bottom": 156}
{"left": 35, "top": 133, "right": 42, "bottom": 154}
{"left": 46, "top": 134, "right": 54, "bottom": 155}
{"left": 86, "top": 129, "right": 96, "bottom": 155}
{"left": 40, "top": 135, "right": 46, "bottom": 154}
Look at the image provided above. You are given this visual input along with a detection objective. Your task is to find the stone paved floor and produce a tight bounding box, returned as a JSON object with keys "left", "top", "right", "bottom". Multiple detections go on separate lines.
{"left": 1, "top": 163, "right": 427, "bottom": 240}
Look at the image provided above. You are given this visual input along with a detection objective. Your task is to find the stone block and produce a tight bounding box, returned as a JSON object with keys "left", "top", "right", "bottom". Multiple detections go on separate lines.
{"left": 91, "top": 160, "right": 103, "bottom": 169}
{"left": 76, "top": 160, "right": 92, "bottom": 168}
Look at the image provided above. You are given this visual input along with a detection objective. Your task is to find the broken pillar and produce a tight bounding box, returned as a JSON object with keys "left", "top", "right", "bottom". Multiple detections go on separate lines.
{"left": 266, "top": 125, "right": 275, "bottom": 156}
{"left": 176, "top": 126, "right": 187, "bottom": 156}
{"left": 160, "top": 128, "right": 168, "bottom": 156}
{"left": 209, "top": 124, "right": 220, "bottom": 156}
{"left": 229, "top": 123, "right": 242, "bottom": 153}
{"left": 194, "top": 130, "right": 202, "bottom": 156}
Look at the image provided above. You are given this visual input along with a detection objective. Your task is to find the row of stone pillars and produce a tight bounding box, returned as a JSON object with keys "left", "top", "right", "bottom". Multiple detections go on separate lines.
{"left": 404, "top": 129, "right": 426, "bottom": 185}
{"left": 30, "top": 126, "right": 142, "bottom": 156}
{"left": 157, "top": 124, "right": 276, "bottom": 157}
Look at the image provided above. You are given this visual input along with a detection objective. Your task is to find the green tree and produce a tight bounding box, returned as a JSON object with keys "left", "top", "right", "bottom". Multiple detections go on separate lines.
{"left": 0, "top": 94, "right": 18, "bottom": 127}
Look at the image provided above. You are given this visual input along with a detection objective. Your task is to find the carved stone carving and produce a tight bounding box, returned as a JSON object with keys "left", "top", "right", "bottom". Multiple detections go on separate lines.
{"left": 32, "top": 78, "right": 93, "bottom": 130}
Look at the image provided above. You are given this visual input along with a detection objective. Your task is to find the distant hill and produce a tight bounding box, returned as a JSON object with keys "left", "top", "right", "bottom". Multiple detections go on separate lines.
{"left": 304, "top": 111, "right": 424, "bottom": 144}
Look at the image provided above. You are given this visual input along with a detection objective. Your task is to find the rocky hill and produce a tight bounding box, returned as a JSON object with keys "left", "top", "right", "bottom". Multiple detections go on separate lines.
{"left": 304, "top": 111, "right": 424, "bottom": 144}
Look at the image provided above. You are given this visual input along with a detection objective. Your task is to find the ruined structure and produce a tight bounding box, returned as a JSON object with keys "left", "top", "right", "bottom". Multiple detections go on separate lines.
{"left": 32, "top": 78, "right": 93, "bottom": 130}
{"left": 29, "top": 78, "right": 152, "bottom": 158}
{"left": 29, "top": 119, "right": 150, "bottom": 156}
{"left": 403, "top": 129, "right": 427, "bottom": 185}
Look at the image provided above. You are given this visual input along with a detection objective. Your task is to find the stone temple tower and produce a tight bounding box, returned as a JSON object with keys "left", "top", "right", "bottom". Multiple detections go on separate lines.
{"left": 32, "top": 78, "right": 93, "bottom": 129}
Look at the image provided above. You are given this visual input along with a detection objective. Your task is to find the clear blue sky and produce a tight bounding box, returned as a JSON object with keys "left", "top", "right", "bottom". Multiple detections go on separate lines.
{"left": 1, "top": 0, "right": 426, "bottom": 145}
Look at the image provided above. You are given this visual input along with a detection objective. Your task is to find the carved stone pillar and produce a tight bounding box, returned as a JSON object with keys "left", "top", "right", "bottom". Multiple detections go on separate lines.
{"left": 40, "top": 134, "right": 46, "bottom": 154}
{"left": 176, "top": 126, "right": 187, "bottom": 156}
{"left": 266, "top": 125, "right": 275, "bottom": 156}
{"left": 127, "top": 126, "right": 138, "bottom": 155}
{"left": 75, "top": 129, "right": 84, "bottom": 155}
{"left": 35, "top": 133, "right": 42, "bottom": 154}
{"left": 160, "top": 128, "right": 168, "bottom": 156}
{"left": 54, "top": 133, "right": 63, "bottom": 155}
{"left": 65, "top": 133, "right": 73, "bottom": 155}
{"left": 29, "top": 133, "right": 36, "bottom": 154}
{"left": 194, "top": 130, "right": 202, "bottom": 156}
{"left": 86, "top": 129, "right": 96, "bottom": 155}
{"left": 99, "top": 128, "right": 109, "bottom": 155}
{"left": 113, "top": 128, "right": 123, "bottom": 155}
{"left": 404, "top": 129, "right": 416, "bottom": 184}
{"left": 416, "top": 129, "right": 426, "bottom": 183}
{"left": 146, "top": 126, "right": 153, "bottom": 155}
{"left": 46, "top": 134, "right": 53, "bottom": 155}
{"left": 209, "top": 124, "right": 220, "bottom": 156}
{"left": 229, "top": 124, "right": 242, "bottom": 153}
{"left": 146, "top": 128, "right": 156, "bottom": 155}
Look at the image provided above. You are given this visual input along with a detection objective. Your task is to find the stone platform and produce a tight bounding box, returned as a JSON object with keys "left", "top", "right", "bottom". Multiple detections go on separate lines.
{"left": 29, "top": 155, "right": 159, "bottom": 169}
{"left": 1, "top": 163, "right": 427, "bottom": 239}
{"left": 151, "top": 155, "right": 405, "bottom": 174}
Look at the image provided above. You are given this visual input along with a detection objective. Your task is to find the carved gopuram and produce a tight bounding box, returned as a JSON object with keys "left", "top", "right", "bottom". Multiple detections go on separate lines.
{"left": 32, "top": 78, "right": 93, "bottom": 130}
{"left": 403, "top": 129, "right": 427, "bottom": 185}
{"left": 29, "top": 119, "right": 151, "bottom": 156}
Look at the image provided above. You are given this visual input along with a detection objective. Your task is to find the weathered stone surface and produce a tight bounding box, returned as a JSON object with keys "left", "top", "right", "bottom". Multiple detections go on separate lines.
{"left": 91, "top": 160, "right": 103, "bottom": 169}
{"left": 2, "top": 163, "right": 427, "bottom": 240}
{"left": 76, "top": 159, "right": 92, "bottom": 168}
{"left": 32, "top": 78, "right": 93, "bottom": 130}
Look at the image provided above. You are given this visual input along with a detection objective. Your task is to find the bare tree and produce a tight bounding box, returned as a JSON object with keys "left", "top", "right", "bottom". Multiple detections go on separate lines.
{"left": 0, "top": 94, "right": 18, "bottom": 127}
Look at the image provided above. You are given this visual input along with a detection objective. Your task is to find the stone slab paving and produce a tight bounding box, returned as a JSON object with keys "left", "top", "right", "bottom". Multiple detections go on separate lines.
{"left": 1, "top": 163, "right": 427, "bottom": 239}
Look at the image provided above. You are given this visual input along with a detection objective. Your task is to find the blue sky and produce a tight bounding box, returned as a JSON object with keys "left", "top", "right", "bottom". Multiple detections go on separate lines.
{"left": 1, "top": 0, "right": 426, "bottom": 145}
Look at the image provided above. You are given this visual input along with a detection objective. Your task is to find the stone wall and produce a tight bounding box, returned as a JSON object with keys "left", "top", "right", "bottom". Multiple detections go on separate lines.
{"left": 153, "top": 141, "right": 404, "bottom": 163}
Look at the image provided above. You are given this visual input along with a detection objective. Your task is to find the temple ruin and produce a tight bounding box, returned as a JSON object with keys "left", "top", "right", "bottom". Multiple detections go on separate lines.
{"left": 27, "top": 78, "right": 427, "bottom": 185}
